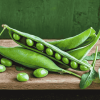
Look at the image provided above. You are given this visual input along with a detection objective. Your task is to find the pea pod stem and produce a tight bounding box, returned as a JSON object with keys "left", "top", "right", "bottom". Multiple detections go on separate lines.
{"left": 0, "top": 26, "right": 6, "bottom": 36}
{"left": 62, "top": 70, "right": 81, "bottom": 78}
{"left": 91, "top": 46, "right": 98, "bottom": 68}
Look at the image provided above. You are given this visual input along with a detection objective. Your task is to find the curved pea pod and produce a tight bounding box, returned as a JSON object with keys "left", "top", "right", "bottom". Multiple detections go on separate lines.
{"left": 0, "top": 24, "right": 92, "bottom": 71}
{"left": 68, "top": 30, "right": 100, "bottom": 60}
{"left": 0, "top": 46, "right": 82, "bottom": 78}
{"left": 48, "top": 27, "right": 96, "bottom": 51}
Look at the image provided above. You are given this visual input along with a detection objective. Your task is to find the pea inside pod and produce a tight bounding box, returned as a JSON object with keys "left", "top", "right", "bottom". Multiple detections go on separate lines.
{"left": 46, "top": 48, "right": 53, "bottom": 56}
{"left": 70, "top": 61, "right": 78, "bottom": 69}
{"left": 1, "top": 24, "right": 99, "bottom": 71}
{"left": 62, "top": 57, "right": 69, "bottom": 64}
{"left": 26, "top": 39, "right": 34, "bottom": 46}
{"left": 79, "top": 60, "right": 89, "bottom": 71}
{"left": 13, "top": 33, "right": 20, "bottom": 40}
{"left": 36, "top": 43, "right": 44, "bottom": 51}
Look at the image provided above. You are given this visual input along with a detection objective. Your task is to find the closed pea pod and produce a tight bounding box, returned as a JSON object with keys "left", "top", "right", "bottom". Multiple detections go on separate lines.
{"left": 1, "top": 24, "right": 98, "bottom": 71}
{"left": 0, "top": 46, "right": 82, "bottom": 78}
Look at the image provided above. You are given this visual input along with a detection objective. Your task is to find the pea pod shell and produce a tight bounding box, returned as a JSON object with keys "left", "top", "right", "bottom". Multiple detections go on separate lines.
{"left": 0, "top": 46, "right": 65, "bottom": 72}
{"left": 68, "top": 30, "right": 100, "bottom": 60}
{"left": 2, "top": 25, "right": 92, "bottom": 69}
{"left": 48, "top": 27, "right": 96, "bottom": 51}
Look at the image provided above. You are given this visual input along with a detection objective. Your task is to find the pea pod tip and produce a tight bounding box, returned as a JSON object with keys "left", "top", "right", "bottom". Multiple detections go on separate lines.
{"left": 1, "top": 24, "right": 7, "bottom": 28}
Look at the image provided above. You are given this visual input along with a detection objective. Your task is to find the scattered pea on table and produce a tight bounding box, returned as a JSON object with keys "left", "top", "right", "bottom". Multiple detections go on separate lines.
{"left": 33, "top": 68, "right": 48, "bottom": 78}
{"left": 17, "top": 72, "right": 29, "bottom": 82}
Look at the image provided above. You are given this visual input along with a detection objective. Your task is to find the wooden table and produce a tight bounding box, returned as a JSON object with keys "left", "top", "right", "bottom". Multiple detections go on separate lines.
{"left": 0, "top": 39, "right": 100, "bottom": 90}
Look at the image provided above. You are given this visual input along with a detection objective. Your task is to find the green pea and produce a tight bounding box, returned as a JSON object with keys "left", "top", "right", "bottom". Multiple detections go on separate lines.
{"left": 1, "top": 58, "right": 12, "bottom": 67}
{"left": 17, "top": 72, "right": 29, "bottom": 82}
{"left": 33, "top": 68, "right": 48, "bottom": 78}
{"left": 13, "top": 33, "right": 20, "bottom": 40}
{"left": 70, "top": 61, "right": 78, "bottom": 69}
{"left": 26, "top": 39, "right": 34, "bottom": 46}
{"left": 46, "top": 48, "right": 53, "bottom": 56}
{"left": 55, "top": 53, "right": 61, "bottom": 60}
{"left": 36, "top": 43, "right": 44, "bottom": 51}
{"left": 0, "top": 64, "right": 6, "bottom": 72}
{"left": 82, "top": 60, "right": 88, "bottom": 64}
{"left": 80, "top": 60, "right": 89, "bottom": 71}
{"left": 80, "top": 65, "right": 89, "bottom": 71}
{"left": 62, "top": 57, "right": 69, "bottom": 64}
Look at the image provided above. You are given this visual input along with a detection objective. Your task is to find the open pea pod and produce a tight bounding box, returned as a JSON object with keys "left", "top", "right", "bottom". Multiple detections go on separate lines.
{"left": 0, "top": 24, "right": 92, "bottom": 71}
{"left": 68, "top": 30, "right": 100, "bottom": 60}
{"left": 48, "top": 27, "right": 96, "bottom": 51}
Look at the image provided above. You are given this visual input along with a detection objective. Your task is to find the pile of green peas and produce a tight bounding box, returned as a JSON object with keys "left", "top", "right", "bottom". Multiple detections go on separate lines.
{"left": 12, "top": 33, "right": 89, "bottom": 71}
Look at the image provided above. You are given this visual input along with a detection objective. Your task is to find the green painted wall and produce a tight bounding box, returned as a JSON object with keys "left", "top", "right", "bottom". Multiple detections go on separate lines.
{"left": 0, "top": 0, "right": 100, "bottom": 39}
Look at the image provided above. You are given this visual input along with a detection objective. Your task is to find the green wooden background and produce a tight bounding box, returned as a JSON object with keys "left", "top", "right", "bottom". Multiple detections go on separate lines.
{"left": 0, "top": 0, "right": 100, "bottom": 39}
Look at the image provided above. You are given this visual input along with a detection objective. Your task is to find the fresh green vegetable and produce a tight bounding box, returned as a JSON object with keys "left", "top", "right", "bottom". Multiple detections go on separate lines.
{"left": 26, "top": 39, "right": 34, "bottom": 46}
{"left": 70, "top": 61, "right": 78, "bottom": 69}
{"left": 0, "top": 46, "right": 82, "bottom": 78}
{"left": 1, "top": 58, "right": 12, "bottom": 67}
{"left": 33, "top": 68, "right": 48, "bottom": 78}
{"left": 48, "top": 27, "right": 96, "bottom": 51}
{"left": 46, "top": 48, "right": 53, "bottom": 56}
{"left": 79, "top": 60, "right": 89, "bottom": 71}
{"left": 17, "top": 72, "right": 29, "bottom": 82}
{"left": 0, "top": 24, "right": 93, "bottom": 71}
{"left": 36, "top": 43, "right": 44, "bottom": 51}
{"left": 62, "top": 57, "right": 69, "bottom": 64}
{"left": 80, "top": 46, "right": 99, "bottom": 89}
{"left": 68, "top": 30, "right": 100, "bottom": 60}
{"left": 13, "top": 33, "right": 20, "bottom": 40}
{"left": 0, "top": 64, "right": 6, "bottom": 72}
{"left": 55, "top": 53, "right": 61, "bottom": 60}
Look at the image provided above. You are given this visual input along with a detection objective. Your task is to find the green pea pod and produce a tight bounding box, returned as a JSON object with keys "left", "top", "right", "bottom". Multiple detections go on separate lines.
{"left": 68, "top": 30, "right": 100, "bottom": 60}
{"left": 0, "top": 24, "right": 93, "bottom": 71}
{"left": 48, "top": 27, "right": 96, "bottom": 51}
{"left": 0, "top": 46, "right": 81, "bottom": 78}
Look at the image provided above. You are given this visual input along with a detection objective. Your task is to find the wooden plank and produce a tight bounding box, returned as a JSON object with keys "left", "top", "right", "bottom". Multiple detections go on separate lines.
{"left": 0, "top": 39, "right": 99, "bottom": 90}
